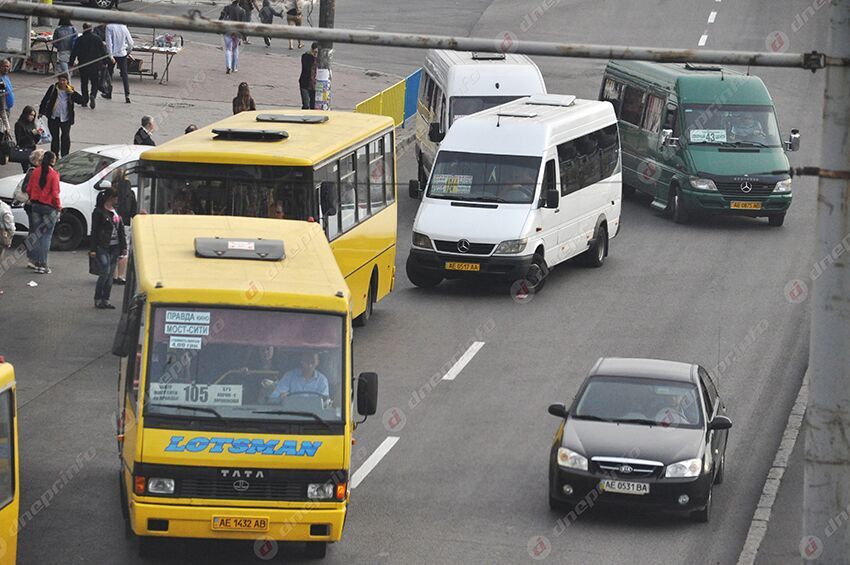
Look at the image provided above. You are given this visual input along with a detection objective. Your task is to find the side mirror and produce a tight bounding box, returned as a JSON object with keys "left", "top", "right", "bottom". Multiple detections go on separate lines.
{"left": 660, "top": 129, "right": 679, "bottom": 148}
{"left": 96, "top": 179, "right": 112, "bottom": 190}
{"left": 357, "top": 372, "right": 378, "bottom": 416}
{"left": 545, "top": 188, "right": 559, "bottom": 209}
{"left": 548, "top": 403, "right": 569, "bottom": 419}
{"left": 320, "top": 181, "right": 338, "bottom": 216}
{"left": 408, "top": 179, "right": 422, "bottom": 200}
{"left": 112, "top": 296, "right": 144, "bottom": 357}
{"left": 708, "top": 415, "right": 733, "bottom": 431}
{"left": 428, "top": 122, "right": 445, "bottom": 143}
{"left": 785, "top": 129, "right": 800, "bottom": 152}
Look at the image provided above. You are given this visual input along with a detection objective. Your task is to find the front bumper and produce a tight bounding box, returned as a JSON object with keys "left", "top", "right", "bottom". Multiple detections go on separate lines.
{"left": 130, "top": 499, "right": 346, "bottom": 541}
{"left": 681, "top": 187, "right": 791, "bottom": 216}
{"left": 407, "top": 248, "right": 533, "bottom": 280}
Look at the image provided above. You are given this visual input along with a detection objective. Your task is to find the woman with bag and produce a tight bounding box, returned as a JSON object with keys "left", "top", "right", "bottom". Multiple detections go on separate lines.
{"left": 26, "top": 151, "right": 60, "bottom": 275}
{"left": 112, "top": 167, "right": 136, "bottom": 285}
{"left": 89, "top": 186, "right": 126, "bottom": 309}
{"left": 38, "top": 73, "right": 85, "bottom": 158}
{"left": 14, "top": 106, "right": 40, "bottom": 173}
{"left": 284, "top": 0, "right": 304, "bottom": 50}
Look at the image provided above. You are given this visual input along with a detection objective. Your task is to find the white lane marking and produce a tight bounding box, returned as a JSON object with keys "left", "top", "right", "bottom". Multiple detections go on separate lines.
{"left": 736, "top": 373, "right": 809, "bottom": 565}
{"left": 442, "top": 341, "right": 485, "bottom": 381}
{"left": 350, "top": 436, "right": 399, "bottom": 489}
{"left": 698, "top": 33, "right": 709, "bottom": 46}
{"left": 708, "top": 11, "right": 717, "bottom": 23}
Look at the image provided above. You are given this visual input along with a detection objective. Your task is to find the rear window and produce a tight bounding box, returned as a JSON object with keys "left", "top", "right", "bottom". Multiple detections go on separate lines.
{"left": 54, "top": 151, "right": 117, "bottom": 185}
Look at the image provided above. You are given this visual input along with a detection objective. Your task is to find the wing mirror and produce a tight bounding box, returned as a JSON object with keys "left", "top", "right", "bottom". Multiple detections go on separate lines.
{"left": 357, "top": 372, "right": 378, "bottom": 416}
{"left": 408, "top": 179, "right": 422, "bottom": 200}
{"left": 660, "top": 129, "right": 679, "bottom": 148}
{"left": 548, "top": 403, "right": 569, "bottom": 419}
{"left": 708, "top": 415, "right": 733, "bottom": 431}
{"left": 428, "top": 122, "right": 445, "bottom": 143}
{"left": 545, "top": 188, "right": 559, "bottom": 209}
{"left": 785, "top": 129, "right": 800, "bottom": 152}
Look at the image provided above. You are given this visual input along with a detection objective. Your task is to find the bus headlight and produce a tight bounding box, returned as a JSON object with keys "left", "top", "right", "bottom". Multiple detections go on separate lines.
{"left": 307, "top": 483, "right": 335, "bottom": 500}
{"left": 774, "top": 178, "right": 792, "bottom": 193}
{"left": 689, "top": 177, "right": 717, "bottom": 191}
{"left": 147, "top": 477, "right": 175, "bottom": 495}
{"left": 494, "top": 238, "right": 528, "bottom": 254}
{"left": 412, "top": 232, "right": 433, "bottom": 249}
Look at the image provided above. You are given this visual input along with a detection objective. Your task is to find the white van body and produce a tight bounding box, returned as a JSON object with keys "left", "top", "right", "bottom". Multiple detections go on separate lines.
{"left": 407, "top": 95, "right": 621, "bottom": 290}
{"left": 415, "top": 50, "right": 547, "bottom": 184}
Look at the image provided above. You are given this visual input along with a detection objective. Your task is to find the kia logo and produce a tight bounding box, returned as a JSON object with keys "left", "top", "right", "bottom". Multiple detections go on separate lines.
{"left": 618, "top": 464, "right": 634, "bottom": 474}
{"left": 457, "top": 239, "right": 471, "bottom": 253}
{"left": 740, "top": 181, "right": 753, "bottom": 193}
{"left": 233, "top": 480, "right": 250, "bottom": 492}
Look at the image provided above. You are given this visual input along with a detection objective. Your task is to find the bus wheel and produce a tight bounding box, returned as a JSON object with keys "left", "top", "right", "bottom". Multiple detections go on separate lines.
{"left": 768, "top": 213, "right": 786, "bottom": 227}
{"left": 670, "top": 186, "right": 690, "bottom": 224}
{"left": 353, "top": 273, "right": 376, "bottom": 327}
{"left": 304, "top": 541, "right": 327, "bottom": 559}
{"left": 523, "top": 253, "right": 547, "bottom": 293}
{"left": 582, "top": 224, "right": 607, "bottom": 268}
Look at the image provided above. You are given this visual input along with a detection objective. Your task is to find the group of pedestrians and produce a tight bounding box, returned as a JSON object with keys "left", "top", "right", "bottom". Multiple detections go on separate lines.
{"left": 220, "top": 0, "right": 307, "bottom": 73}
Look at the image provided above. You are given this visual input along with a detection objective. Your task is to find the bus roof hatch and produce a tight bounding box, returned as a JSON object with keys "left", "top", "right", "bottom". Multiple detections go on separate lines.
{"left": 212, "top": 128, "right": 289, "bottom": 142}
{"left": 194, "top": 237, "right": 285, "bottom": 261}
{"left": 256, "top": 114, "right": 329, "bottom": 124}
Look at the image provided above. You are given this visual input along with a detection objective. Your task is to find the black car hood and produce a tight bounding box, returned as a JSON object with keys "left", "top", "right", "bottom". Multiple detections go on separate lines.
{"left": 563, "top": 418, "right": 705, "bottom": 464}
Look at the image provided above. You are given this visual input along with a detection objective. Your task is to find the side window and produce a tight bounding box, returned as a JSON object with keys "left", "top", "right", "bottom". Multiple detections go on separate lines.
{"left": 355, "top": 146, "right": 370, "bottom": 221}
{"left": 316, "top": 162, "right": 340, "bottom": 240}
{"left": 384, "top": 132, "right": 395, "bottom": 204}
{"left": 434, "top": 91, "right": 446, "bottom": 125}
{"left": 543, "top": 159, "right": 557, "bottom": 199}
{"left": 600, "top": 78, "right": 624, "bottom": 116}
{"left": 125, "top": 304, "right": 145, "bottom": 411}
{"left": 339, "top": 154, "right": 356, "bottom": 232}
{"left": 420, "top": 73, "right": 433, "bottom": 111}
{"left": 619, "top": 85, "right": 646, "bottom": 126}
{"left": 576, "top": 133, "right": 602, "bottom": 187}
{"left": 642, "top": 94, "right": 665, "bottom": 133}
{"left": 664, "top": 103, "right": 679, "bottom": 135}
{"left": 368, "top": 138, "right": 386, "bottom": 213}
{"left": 700, "top": 368, "right": 720, "bottom": 405}
{"left": 699, "top": 379, "right": 714, "bottom": 417}
{"left": 557, "top": 141, "right": 580, "bottom": 196}
{"left": 0, "top": 389, "right": 14, "bottom": 511}
{"left": 597, "top": 125, "right": 620, "bottom": 178}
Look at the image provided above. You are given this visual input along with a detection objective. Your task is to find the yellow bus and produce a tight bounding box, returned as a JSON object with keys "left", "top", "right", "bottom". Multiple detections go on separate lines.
{"left": 136, "top": 110, "right": 398, "bottom": 326}
{"left": 0, "top": 359, "right": 18, "bottom": 564}
{"left": 114, "top": 215, "right": 378, "bottom": 559}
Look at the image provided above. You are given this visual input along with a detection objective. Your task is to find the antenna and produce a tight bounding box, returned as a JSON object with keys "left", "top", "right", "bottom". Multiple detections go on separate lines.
{"left": 496, "top": 114, "right": 501, "bottom": 127}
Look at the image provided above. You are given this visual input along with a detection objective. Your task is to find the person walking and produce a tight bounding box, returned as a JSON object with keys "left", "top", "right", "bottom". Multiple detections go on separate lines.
{"left": 239, "top": 0, "right": 260, "bottom": 43}
{"left": 133, "top": 115, "right": 156, "bottom": 146}
{"left": 25, "top": 151, "right": 60, "bottom": 275}
{"left": 258, "top": 0, "right": 283, "bottom": 47}
{"left": 0, "top": 59, "right": 15, "bottom": 165}
{"left": 15, "top": 149, "right": 45, "bottom": 270}
{"left": 232, "top": 82, "right": 256, "bottom": 114}
{"left": 38, "top": 73, "right": 85, "bottom": 158}
{"left": 52, "top": 18, "right": 78, "bottom": 75}
{"left": 70, "top": 23, "right": 108, "bottom": 110}
{"left": 89, "top": 186, "right": 127, "bottom": 309}
{"left": 105, "top": 22, "right": 134, "bottom": 103}
{"left": 299, "top": 42, "right": 318, "bottom": 110}
{"left": 220, "top": 0, "right": 245, "bottom": 74}
{"left": 14, "top": 106, "right": 40, "bottom": 173}
{"left": 284, "top": 0, "right": 304, "bottom": 49}
{"left": 111, "top": 168, "right": 136, "bottom": 285}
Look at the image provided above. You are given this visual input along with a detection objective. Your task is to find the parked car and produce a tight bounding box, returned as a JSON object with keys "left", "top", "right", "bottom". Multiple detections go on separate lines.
{"left": 547, "top": 357, "right": 732, "bottom": 522}
{"left": 55, "top": 0, "right": 127, "bottom": 9}
{"left": 0, "top": 145, "right": 149, "bottom": 250}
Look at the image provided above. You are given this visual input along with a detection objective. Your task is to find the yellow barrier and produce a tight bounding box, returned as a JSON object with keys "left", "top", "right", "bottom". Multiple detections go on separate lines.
{"left": 355, "top": 79, "right": 406, "bottom": 127}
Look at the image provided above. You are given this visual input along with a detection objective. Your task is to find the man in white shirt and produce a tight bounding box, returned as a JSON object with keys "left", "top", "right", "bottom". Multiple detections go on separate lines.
{"left": 105, "top": 23, "right": 134, "bottom": 103}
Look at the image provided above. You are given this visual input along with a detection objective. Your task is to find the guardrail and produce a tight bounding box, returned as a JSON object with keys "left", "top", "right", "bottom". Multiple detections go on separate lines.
{"left": 355, "top": 69, "right": 422, "bottom": 128}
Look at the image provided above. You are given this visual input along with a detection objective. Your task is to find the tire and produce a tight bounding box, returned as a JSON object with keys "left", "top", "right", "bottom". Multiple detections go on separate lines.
{"left": 353, "top": 273, "right": 376, "bottom": 327}
{"left": 51, "top": 212, "right": 84, "bottom": 251}
{"left": 768, "top": 212, "right": 786, "bottom": 227}
{"left": 582, "top": 225, "right": 607, "bottom": 268}
{"left": 670, "top": 185, "right": 690, "bottom": 224}
{"left": 406, "top": 257, "right": 442, "bottom": 288}
{"left": 691, "top": 486, "right": 712, "bottom": 523}
{"left": 304, "top": 541, "right": 327, "bottom": 559}
{"left": 524, "top": 253, "right": 547, "bottom": 293}
{"left": 118, "top": 471, "right": 131, "bottom": 537}
{"left": 714, "top": 452, "right": 725, "bottom": 485}
{"left": 417, "top": 155, "right": 428, "bottom": 187}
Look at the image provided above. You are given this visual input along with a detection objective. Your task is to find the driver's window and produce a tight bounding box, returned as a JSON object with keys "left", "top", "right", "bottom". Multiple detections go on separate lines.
{"left": 543, "top": 159, "right": 557, "bottom": 200}
{"left": 699, "top": 380, "right": 714, "bottom": 417}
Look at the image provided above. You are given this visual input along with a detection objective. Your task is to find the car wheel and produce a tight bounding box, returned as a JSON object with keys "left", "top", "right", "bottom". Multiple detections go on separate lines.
{"left": 768, "top": 212, "right": 786, "bottom": 227}
{"left": 582, "top": 225, "right": 608, "bottom": 268}
{"left": 714, "top": 453, "right": 725, "bottom": 485}
{"left": 417, "top": 155, "right": 428, "bottom": 187}
{"left": 353, "top": 273, "right": 376, "bottom": 327}
{"left": 691, "top": 486, "right": 712, "bottom": 523}
{"left": 406, "top": 257, "right": 442, "bottom": 288}
{"left": 51, "top": 212, "right": 84, "bottom": 251}
{"left": 524, "top": 252, "right": 547, "bottom": 293}
{"left": 304, "top": 541, "right": 327, "bottom": 559}
{"left": 670, "top": 186, "right": 690, "bottom": 224}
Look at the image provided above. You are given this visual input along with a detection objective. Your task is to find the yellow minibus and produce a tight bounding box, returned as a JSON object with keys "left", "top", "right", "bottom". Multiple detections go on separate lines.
{"left": 0, "top": 359, "right": 18, "bottom": 564}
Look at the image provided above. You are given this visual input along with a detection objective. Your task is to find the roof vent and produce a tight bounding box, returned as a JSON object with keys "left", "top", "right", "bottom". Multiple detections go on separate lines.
{"left": 256, "top": 114, "right": 329, "bottom": 124}
{"left": 212, "top": 128, "right": 288, "bottom": 142}
{"left": 195, "top": 237, "right": 285, "bottom": 261}
{"left": 471, "top": 52, "right": 506, "bottom": 61}
{"left": 525, "top": 94, "right": 576, "bottom": 107}
{"left": 684, "top": 62, "right": 722, "bottom": 72}
{"left": 496, "top": 110, "right": 538, "bottom": 119}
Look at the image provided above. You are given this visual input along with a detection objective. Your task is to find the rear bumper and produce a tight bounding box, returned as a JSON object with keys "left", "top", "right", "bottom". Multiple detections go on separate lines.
{"left": 407, "top": 248, "right": 533, "bottom": 280}
{"left": 681, "top": 188, "right": 791, "bottom": 216}
{"left": 130, "top": 499, "right": 346, "bottom": 541}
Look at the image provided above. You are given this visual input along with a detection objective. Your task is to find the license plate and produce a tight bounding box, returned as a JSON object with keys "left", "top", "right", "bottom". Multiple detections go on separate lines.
{"left": 599, "top": 479, "right": 650, "bottom": 495}
{"left": 211, "top": 516, "right": 270, "bottom": 532}
{"left": 731, "top": 201, "right": 762, "bottom": 210}
{"left": 445, "top": 261, "right": 480, "bottom": 272}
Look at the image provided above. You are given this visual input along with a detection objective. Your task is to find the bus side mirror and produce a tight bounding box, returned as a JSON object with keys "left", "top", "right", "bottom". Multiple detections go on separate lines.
{"left": 409, "top": 179, "right": 421, "bottom": 200}
{"left": 785, "top": 129, "right": 800, "bottom": 152}
{"left": 428, "top": 122, "right": 444, "bottom": 143}
{"left": 112, "top": 296, "right": 144, "bottom": 357}
{"left": 545, "top": 188, "right": 559, "bottom": 209}
{"left": 320, "top": 181, "right": 338, "bottom": 216}
{"left": 357, "top": 372, "right": 378, "bottom": 416}
{"left": 660, "top": 129, "right": 679, "bottom": 148}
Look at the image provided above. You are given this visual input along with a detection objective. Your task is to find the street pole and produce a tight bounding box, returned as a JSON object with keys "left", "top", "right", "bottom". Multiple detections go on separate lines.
{"left": 316, "top": 0, "right": 334, "bottom": 110}
{"left": 803, "top": 0, "right": 850, "bottom": 561}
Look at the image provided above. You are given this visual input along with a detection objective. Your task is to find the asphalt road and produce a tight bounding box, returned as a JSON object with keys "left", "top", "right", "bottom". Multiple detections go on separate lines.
{"left": 2, "top": 0, "right": 830, "bottom": 563}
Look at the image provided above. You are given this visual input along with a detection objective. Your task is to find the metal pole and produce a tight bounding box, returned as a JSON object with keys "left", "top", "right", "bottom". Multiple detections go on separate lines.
{"left": 0, "top": 2, "right": 841, "bottom": 69}
{"left": 36, "top": 0, "right": 53, "bottom": 27}
{"left": 803, "top": 0, "right": 850, "bottom": 561}
{"left": 316, "top": 0, "right": 334, "bottom": 110}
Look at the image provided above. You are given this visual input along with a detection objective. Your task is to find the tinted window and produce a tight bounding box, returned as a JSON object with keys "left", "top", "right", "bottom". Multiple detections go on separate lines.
{"left": 619, "top": 85, "right": 646, "bottom": 126}
{"left": 557, "top": 141, "right": 580, "bottom": 196}
{"left": 427, "top": 151, "right": 541, "bottom": 204}
{"left": 356, "top": 146, "right": 369, "bottom": 221}
{"left": 421, "top": 73, "right": 434, "bottom": 111}
{"left": 339, "top": 154, "right": 356, "bottom": 231}
{"left": 597, "top": 124, "right": 620, "bottom": 178}
{"left": 315, "top": 161, "right": 340, "bottom": 240}
{"left": 384, "top": 132, "right": 395, "bottom": 204}
{"left": 700, "top": 381, "right": 714, "bottom": 416}
{"left": 450, "top": 95, "right": 521, "bottom": 125}
{"left": 54, "top": 151, "right": 117, "bottom": 185}
{"left": 643, "top": 94, "right": 665, "bottom": 133}
{"left": 368, "top": 138, "right": 386, "bottom": 213}
{"left": 576, "top": 135, "right": 602, "bottom": 187}
{"left": 543, "top": 159, "right": 557, "bottom": 195}
{"left": 683, "top": 104, "right": 782, "bottom": 146}
{"left": 600, "top": 78, "right": 624, "bottom": 115}
{"left": 0, "top": 390, "right": 14, "bottom": 510}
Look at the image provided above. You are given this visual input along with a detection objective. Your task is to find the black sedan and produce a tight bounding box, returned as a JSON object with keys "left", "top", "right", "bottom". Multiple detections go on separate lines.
{"left": 547, "top": 357, "right": 731, "bottom": 522}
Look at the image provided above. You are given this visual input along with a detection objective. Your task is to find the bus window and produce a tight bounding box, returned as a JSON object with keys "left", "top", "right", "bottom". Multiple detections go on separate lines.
{"left": 597, "top": 125, "right": 620, "bottom": 178}
{"left": 557, "top": 141, "right": 580, "bottom": 196}
{"left": 0, "top": 389, "right": 14, "bottom": 511}
{"left": 316, "top": 161, "right": 340, "bottom": 240}
{"left": 368, "top": 138, "right": 386, "bottom": 213}
{"left": 356, "top": 146, "right": 370, "bottom": 221}
{"left": 339, "top": 154, "right": 356, "bottom": 231}
{"left": 643, "top": 95, "right": 665, "bottom": 133}
{"left": 384, "top": 132, "right": 395, "bottom": 204}
{"left": 620, "top": 86, "right": 646, "bottom": 126}
{"left": 601, "top": 78, "right": 624, "bottom": 116}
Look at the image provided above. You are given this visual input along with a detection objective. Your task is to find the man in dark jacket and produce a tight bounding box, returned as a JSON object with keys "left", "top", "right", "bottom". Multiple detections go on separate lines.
{"left": 38, "top": 74, "right": 85, "bottom": 157}
{"left": 70, "top": 23, "right": 108, "bottom": 110}
{"left": 299, "top": 42, "right": 318, "bottom": 110}
{"left": 133, "top": 115, "right": 156, "bottom": 146}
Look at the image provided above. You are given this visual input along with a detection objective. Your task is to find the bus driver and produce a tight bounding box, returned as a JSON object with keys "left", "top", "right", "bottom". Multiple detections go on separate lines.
{"left": 262, "top": 351, "right": 329, "bottom": 402}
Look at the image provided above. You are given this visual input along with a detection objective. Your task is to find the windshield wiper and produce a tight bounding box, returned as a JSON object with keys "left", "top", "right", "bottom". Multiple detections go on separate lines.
{"left": 465, "top": 195, "right": 508, "bottom": 203}
{"left": 251, "top": 410, "right": 332, "bottom": 429}
{"left": 728, "top": 140, "right": 769, "bottom": 148}
{"left": 614, "top": 418, "right": 659, "bottom": 427}
{"left": 154, "top": 403, "right": 226, "bottom": 422}
{"left": 572, "top": 414, "right": 614, "bottom": 423}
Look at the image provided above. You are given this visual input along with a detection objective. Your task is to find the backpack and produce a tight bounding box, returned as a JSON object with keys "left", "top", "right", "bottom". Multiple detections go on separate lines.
{"left": 13, "top": 169, "right": 33, "bottom": 204}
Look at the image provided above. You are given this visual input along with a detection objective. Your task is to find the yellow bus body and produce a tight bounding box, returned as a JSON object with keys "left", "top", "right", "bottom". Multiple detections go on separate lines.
{"left": 0, "top": 361, "right": 18, "bottom": 564}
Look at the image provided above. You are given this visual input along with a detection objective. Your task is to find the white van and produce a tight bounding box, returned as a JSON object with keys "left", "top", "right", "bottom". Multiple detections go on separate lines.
{"left": 406, "top": 94, "right": 621, "bottom": 292}
{"left": 415, "top": 50, "right": 547, "bottom": 185}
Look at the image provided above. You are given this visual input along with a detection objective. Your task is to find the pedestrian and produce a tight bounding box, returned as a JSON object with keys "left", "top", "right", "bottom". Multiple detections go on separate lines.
{"left": 219, "top": 0, "right": 245, "bottom": 74}
{"left": 184, "top": 124, "right": 197, "bottom": 134}
{"left": 105, "top": 22, "right": 134, "bottom": 103}
{"left": 25, "top": 151, "right": 60, "bottom": 274}
{"left": 232, "top": 82, "right": 256, "bottom": 114}
{"left": 239, "top": 0, "right": 260, "bottom": 43}
{"left": 89, "top": 185, "right": 127, "bottom": 309}
{"left": 52, "top": 18, "right": 78, "bottom": 75}
{"left": 258, "top": 0, "right": 283, "bottom": 47}
{"left": 15, "top": 149, "right": 45, "bottom": 270}
{"left": 0, "top": 196, "right": 13, "bottom": 294}
{"left": 284, "top": 0, "right": 304, "bottom": 50}
{"left": 38, "top": 73, "right": 85, "bottom": 158}
{"left": 111, "top": 167, "right": 136, "bottom": 285}
{"left": 299, "top": 42, "right": 318, "bottom": 110}
{"left": 133, "top": 115, "right": 156, "bottom": 146}
{"left": 0, "top": 59, "right": 15, "bottom": 165}
{"left": 14, "top": 106, "right": 40, "bottom": 173}
{"left": 70, "top": 23, "right": 108, "bottom": 110}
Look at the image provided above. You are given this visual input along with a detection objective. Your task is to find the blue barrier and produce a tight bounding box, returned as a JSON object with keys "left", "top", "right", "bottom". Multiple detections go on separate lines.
{"left": 403, "top": 68, "right": 422, "bottom": 128}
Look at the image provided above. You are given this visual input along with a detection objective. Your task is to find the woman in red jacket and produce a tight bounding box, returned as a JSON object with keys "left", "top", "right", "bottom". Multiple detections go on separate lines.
{"left": 26, "top": 151, "right": 60, "bottom": 274}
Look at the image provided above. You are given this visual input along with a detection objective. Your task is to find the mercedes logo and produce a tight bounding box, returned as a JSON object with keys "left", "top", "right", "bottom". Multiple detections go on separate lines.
{"left": 618, "top": 464, "right": 634, "bottom": 474}
{"left": 233, "top": 480, "right": 250, "bottom": 492}
{"left": 457, "top": 239, "right": 471, "bottom": 253}
{"left": 740, "top": 181, "right": 753, "bottom": 193}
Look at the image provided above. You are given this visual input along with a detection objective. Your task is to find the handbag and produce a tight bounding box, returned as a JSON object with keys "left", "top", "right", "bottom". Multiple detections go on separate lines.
{"left": 35, "top": 116, "right": 51, "bottom": 145}
{"left": 88, "top": 253, "right": 101, "bottom": 276}
{"left": 9, "top": 146, "right": 32, "bottom": 163}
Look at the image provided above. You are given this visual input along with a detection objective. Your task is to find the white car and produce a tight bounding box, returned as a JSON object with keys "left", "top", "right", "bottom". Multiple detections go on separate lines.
{"left": 0, "top": 145, "right": 149, "bottom": 250}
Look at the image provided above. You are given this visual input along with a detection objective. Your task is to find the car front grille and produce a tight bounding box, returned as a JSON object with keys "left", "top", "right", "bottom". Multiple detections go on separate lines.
{"left": 592, "top": 457, "right": 664, "bottom": 479}
{"left": 715, "top": 182, "right": 775, "bottom": 198}
{"left": 433, "top": 240, "right": 495, "bottom": 255}
{"left": 179, "top": 478, "right": 308, "bottom": 501}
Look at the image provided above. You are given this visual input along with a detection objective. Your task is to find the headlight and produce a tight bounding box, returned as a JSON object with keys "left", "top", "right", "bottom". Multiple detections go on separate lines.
{"left": 307, "top": 483, "right": 335, "bottom": 500}
{"left": 412, "top": 231, "right": 432, "bottom": 249}
{"left": 664, "top": 458, "right": 702, "bottom": 478}
{"left": 493, "top": 238, "right": 527, "bottom": 255}
{"left": 147, "top": 477, "right": 175, "bottom": 494}
{"left": 774, "top": 178, "right": 792, "bottom": 193}
{"left": 556, "top": 447, "right": 588, "bottom": 471}
{"left": 689, "top": 177, "right": 717, "bottom": 191}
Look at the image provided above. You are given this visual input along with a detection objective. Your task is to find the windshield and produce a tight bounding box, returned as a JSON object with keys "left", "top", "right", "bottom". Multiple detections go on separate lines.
{"left": 449, "top": 96, "right": 522, "bottom": 125}
{"left": 54, "top": 151, "right": 117, "bottom": 185}
{"left": 573, "top": 376, "right": 703, "bottom": 429}
{"left": 142, "top": 162, "right": 313, "bottom": 220}
{"left": 683, "top": 104, "right": 782, "bottom": 147}
{"left": 427, "top": 151, "right": 541, "bottom": 204}
{"left": 144, "top": 306, "right": 345, "bottom": 427}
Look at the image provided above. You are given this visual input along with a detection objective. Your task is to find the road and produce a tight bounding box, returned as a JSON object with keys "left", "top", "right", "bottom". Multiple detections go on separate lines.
{"left": 3, "top": 0, "right": 829, "bottom": 563}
